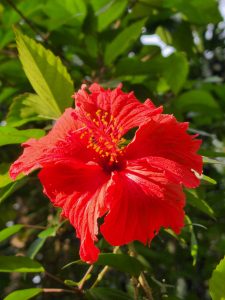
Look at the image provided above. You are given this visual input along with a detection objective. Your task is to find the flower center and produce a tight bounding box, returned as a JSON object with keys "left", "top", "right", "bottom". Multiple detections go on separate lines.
{"left": 79, "top": 109, "right": 125, "bottom": 166}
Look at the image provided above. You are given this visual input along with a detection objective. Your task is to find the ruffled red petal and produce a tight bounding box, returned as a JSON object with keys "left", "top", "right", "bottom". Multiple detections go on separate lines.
{"left": 9, "top": 108, "right": 90, "bottom": 179}
{"left": 125, "top": 114, "right": 202, "bottom": 187}
{"left": 38, "top": 161, "right": 111, "bottom": 263}
{"left": 101, "top": 161, "right": 185, "bottom": 246}
{"left": 73, "top": 83, "right": 162, "bottom": 135}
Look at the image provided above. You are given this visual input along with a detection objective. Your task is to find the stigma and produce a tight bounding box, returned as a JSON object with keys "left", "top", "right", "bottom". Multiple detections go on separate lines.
{"left": 79, "top": 109, "right": 125, "bottom": 164}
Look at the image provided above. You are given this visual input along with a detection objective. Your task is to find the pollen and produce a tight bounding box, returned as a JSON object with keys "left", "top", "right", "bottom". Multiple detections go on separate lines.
{"left": 80, "top": 109, "right": 125, "bottom": 163}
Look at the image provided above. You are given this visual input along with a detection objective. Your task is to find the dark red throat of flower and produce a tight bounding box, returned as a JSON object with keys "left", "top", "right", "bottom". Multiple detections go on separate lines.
{"left": 79, "top": 109, "right": 126, "bottom": 171}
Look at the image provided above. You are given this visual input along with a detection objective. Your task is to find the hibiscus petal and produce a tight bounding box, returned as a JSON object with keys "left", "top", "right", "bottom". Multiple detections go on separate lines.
{"left": 125, "top": 114, "right": 202, "bottom": 185}
{"left": 9, "top": 108, "right": 90, "bottom": 179}
{"left": 73, "top": 83, "right": 162, "bottom": 135}
{"left": 38, "top": 161, "right": 111, "bottom": 263}
{"left": 101, "top": 162, "right": 185, "bottom": 246}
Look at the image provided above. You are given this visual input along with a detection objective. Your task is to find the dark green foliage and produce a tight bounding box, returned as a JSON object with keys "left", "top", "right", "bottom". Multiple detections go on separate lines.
{"left": 0, "top": 0, "right": 225, "bottom": 299}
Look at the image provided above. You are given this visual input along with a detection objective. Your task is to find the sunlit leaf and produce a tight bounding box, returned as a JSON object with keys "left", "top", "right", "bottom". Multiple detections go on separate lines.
{"left": 4, "top": 288, "right": 42, "bottom": 300}
{"left": 0, "top": 225, "right": 24, "bottom": 243}
{"left": 209, "top": 256, "right": 225, "bottom": 300}
{"left": 6, "top": 94, "right": 45, "bottom": 127}
{"left": 14, "top": 28, "right": 74, "bottom": 119}
{"left": 0, "top": 126, "right": 45, "bottom": 146}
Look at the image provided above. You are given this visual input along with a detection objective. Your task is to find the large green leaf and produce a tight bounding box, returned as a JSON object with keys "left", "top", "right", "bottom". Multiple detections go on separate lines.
{"left": 44, "top": 0, "right": 87, "bottom": 30}
{"left": 209, "top": 256, "right": 225, "bottom": 300}
{"left": 0, "top": 256, "right": 44, "bottom": 273}
{"left": 116, "top": 52, "right": 188, "bottom": 93}
{"left": 95, "top": 253, "right": 146, "bottom": 276}
{"left": 6, "top": 94, "right": 45, "bottom": 127}
{"left": 0, "top": 224, "right": 24, "bottom": 243}
{"left": 63, "top": 253, "right": 146, "bottom": 276}
{"left": 0, "top": 126, "right": 45, "bottom": 146}
{"left": 173, "top": 90, "right": 222, "bottom": 125}
{"left": 86, "top": 287, "right": 132, "bottom": 300}
{"left": 4, "top": 288, "right": 42, "bottom": 300}
{"left": 104, "top": 18, "right": 146, "bottom": 65}
{"left": 14, "top": 28, "right": 74, "bottom": 119}
{"left": 163, "top": 52, "right": 189, "bottom": 94}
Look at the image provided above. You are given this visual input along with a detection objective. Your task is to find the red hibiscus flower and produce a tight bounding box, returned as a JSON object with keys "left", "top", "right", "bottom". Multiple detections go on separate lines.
{"left": 10, "top": 83, "right": 202, "bottom": 263}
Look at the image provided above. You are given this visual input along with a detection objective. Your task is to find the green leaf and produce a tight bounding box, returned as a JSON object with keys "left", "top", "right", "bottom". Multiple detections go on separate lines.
{"left": 96, "top": 253, "right": 146, "bottom": 276}
{"left": 174, "top": 90, "right": 222, "bottom": 120}
{"left": 86, "top": 287, "right": 132, "bottom": 300}
{"left": 202, "top": 174, "right": 217, "bottom": 185}
{"left": 0, "top": 126, "right": 45, "bottom": 146}
{"left": 14, "top": 28, "right": 74, "bottom": 119}
{"left": 0, "top": 178, "right": 28, "bottom": 204}
{"left": 27, "top": 238, "right": 47, "bottom": 260}
{"left": 0, "top": 225, "right": 24, "bottom": 243}
{"left": 104, "top": 18, "right": 147, "bottom": 65}
{"left": 27, "top": 226, "right": 59, "bottom": 259}
{"left": 209, "top": 256, "right": 225, "bottom": 300}
{"left": 185, "top": 216, "right": 198, "bottom": 266}
{"left": 163, "top": 52, "right": 189, "bottom": 94}
{"left": 38, "top": 226, "right": 58, "bottom": 239}
{"left": 44, "top": 0, "right": 87, "bottom": 30}
{"left": 156, "top": 26, "right": 172, "bottom": 44}
{"left": 6, "top": 94, "right": 45, "bottom": 127}
{"left": 92, "top": 0, "right": 128, "bottom": 32}
{"left": 116, "top": 52, "right": 188, "bottom": 94}
{"left": 63, "top": 253, "right": 146, "bottom": 276}
{"left": 4, "top": 288, "right": 42, "bottom": 300}
{"left": 186, "top": 189, "right": 216, "bottom": 219}
{"left": 163, "top": 0, "right": 222, "bottom": 25}
{"left": 0, "top": 163, "right": 13, "bottom": 188}
{"left": 203, "top": 156, "right": 225, "bottom": 165}
{"left": 0, "top": 256, "right": 44, "bottom": 273}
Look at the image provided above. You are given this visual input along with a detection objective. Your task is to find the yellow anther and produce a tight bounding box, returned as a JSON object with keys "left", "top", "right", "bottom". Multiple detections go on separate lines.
{"left": 96, "top": 109, "right": 101, "bottom": 116}
{"left": 95, "top": 146, "right": 100, "bottom": 153}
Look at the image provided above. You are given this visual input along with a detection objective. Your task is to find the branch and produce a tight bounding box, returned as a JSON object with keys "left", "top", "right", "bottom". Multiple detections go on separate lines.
{"left": 4, "top": 0, "right": 47, "bottom": 41}
{"left": 78, "top": 265, "right": 94, "bottom": 290}
{"left": 43, "top": 288, "right": 76, "bottom": 294}
{"left": 128, "top": 243, "right": 154, "bottom": 300}
{"left": 91, "top": 246, "right": 120, "bottom": 289}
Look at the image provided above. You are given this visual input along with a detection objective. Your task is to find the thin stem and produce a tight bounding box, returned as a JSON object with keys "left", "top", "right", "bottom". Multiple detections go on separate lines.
{"left": 45, "top": 271, "right": 73, "bottom": 289}
{"left": 139, "top": 273, "right": 154, "bottom": 300}
{"left": 4, "top": 0, "right": 47, "bottom": 41}
{"left": 131, "top": 277, "right": 139, "bottom": 300}
{"left": 91, "top": 265, "right": 109, "bottom": 289}
{"left": 43, "top": 288, "right": 76, "bottom": 294}
{"left": 91, "top": 246, "right": 120, "bottom": 289}
{"left": 128, "top": 243, "right": 154, "bottom": 300}
{"left": 23, "top": 224, "right": 47, "bottom": 230}
{"left": 78, "top": 265, "right": 94, "bottom": 290}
